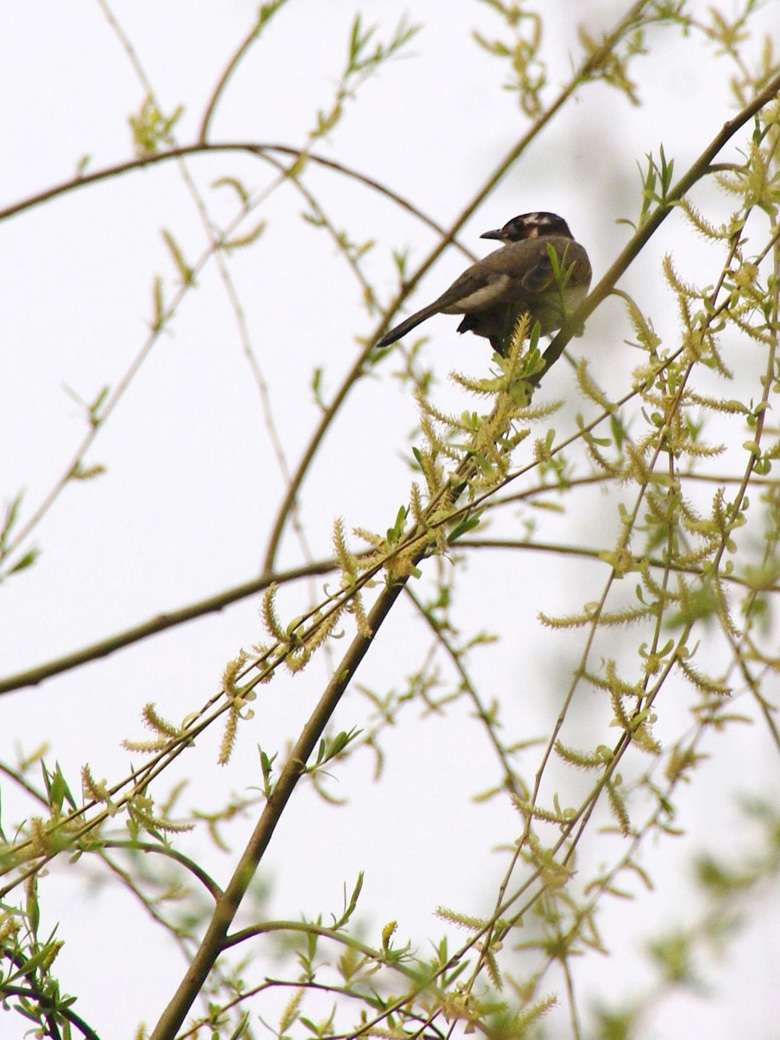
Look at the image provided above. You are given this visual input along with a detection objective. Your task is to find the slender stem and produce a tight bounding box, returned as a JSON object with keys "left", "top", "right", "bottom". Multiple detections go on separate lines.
{"left": 198, "top": 1, "right": 293, "bottom": 143}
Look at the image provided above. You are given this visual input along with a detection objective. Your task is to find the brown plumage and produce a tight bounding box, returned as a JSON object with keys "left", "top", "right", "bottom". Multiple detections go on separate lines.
{"left": 378, "top": 212, "right": 591, "bottom": 355}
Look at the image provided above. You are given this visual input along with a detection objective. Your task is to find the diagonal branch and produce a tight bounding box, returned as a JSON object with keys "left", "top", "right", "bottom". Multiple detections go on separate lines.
{"left": 148, "top": 569, "right": 409, "bottom": 1040}
{"left": 536, "top": 65, "right": 780, "bottom": 381}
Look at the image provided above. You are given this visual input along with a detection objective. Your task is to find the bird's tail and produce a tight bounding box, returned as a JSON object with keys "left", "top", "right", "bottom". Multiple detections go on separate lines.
{"left": 377, "top": 303, "right": 441, "bottom": 348}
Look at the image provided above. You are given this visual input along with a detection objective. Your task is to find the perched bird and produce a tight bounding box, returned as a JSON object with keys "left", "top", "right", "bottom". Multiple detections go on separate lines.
{"left": 378, "top": 212, "right": 591, "bottom": 355}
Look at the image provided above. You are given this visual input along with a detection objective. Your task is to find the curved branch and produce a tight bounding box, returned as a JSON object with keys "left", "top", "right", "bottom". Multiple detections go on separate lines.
{"left": 0, "top": 142, "right": 475, "bottom": 262}
{"left": 0, "top": 138, "right": 476, "bottom": 574}
{"left": 198, "top": 1, "right": 293, "bottom": 143}
{"left": 100, "top": 840, "right": 223, "bottom": 901}
{"left": 223, "top": 917, "right": 402, "bottom": 962}
{"left": 457, "top": 539, "right": 777, "bottom": 591}
{"left": 0, "top": 556, "right": 339, "bottom": 695}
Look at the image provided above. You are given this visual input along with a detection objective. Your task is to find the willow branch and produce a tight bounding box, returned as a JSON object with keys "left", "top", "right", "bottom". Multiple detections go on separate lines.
{"left": 148, "top": 571, "right": 410, "bottom": 1040}
{"left": 198, "top": 1, "right": 293, "bottom": 143}
{"left": 0, "top": 557, "right": 339, "bottom": 695}
{"left": 537, "top": 65, "right": 780, "bottom": 380}
{"left": 0, "top": 142, "right": 474, "bottom": 262}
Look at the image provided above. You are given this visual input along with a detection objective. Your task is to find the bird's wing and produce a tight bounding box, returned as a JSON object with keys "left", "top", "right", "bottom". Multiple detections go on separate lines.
{"left": 435, "top": 270, "right": 512, "bottom": 315}
{"left": 436, "top": 238, "right": 583, "bottom": 313}
{"left": 377, "top": 238, "right": 591, "bottom": 347}
{"left": 378, "top": 264, "right": 514, "bottom": 346}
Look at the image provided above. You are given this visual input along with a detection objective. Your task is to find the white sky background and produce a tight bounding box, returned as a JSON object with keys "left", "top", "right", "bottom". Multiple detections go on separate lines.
{"left": 1, "top": 0, "right": 779, "bottom": 1036}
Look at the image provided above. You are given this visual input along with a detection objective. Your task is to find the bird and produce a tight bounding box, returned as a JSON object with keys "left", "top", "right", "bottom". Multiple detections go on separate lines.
{"left": 377, "top": 212, "right": 591, "bottom": 356}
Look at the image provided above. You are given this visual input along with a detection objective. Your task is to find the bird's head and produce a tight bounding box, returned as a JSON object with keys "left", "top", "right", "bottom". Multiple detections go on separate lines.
{"left": 480, "top": 212, "right": 573, "bottom": 243}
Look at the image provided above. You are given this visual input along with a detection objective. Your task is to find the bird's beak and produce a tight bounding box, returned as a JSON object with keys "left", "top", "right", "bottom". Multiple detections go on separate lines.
{"left": 480, "top": 229, "right": 506, "bottom": 241}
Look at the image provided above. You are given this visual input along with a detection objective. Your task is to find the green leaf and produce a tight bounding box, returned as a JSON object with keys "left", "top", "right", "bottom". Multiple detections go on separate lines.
{"left": 1, "top": 492, "right": 25, "bottom": 554}
{"left": 333, "top": 871, "right": 364, "bottom": 927}
{"left": 448, "top": 511, "right": 483, "bottom": 543}
{"left": 161, "top": 229, "right": 195, "bottom": 286}
{"left": 311, "top": 367, "right": 326, "bottom": 410}
{"left": 41, "top": 761, "right": 78, "bottom": 815}
{"left": 387, "top": 505, "right": 408, "bottom": 542}
{"left": 7, "top": 547, "right": 41, "bottom": 575}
